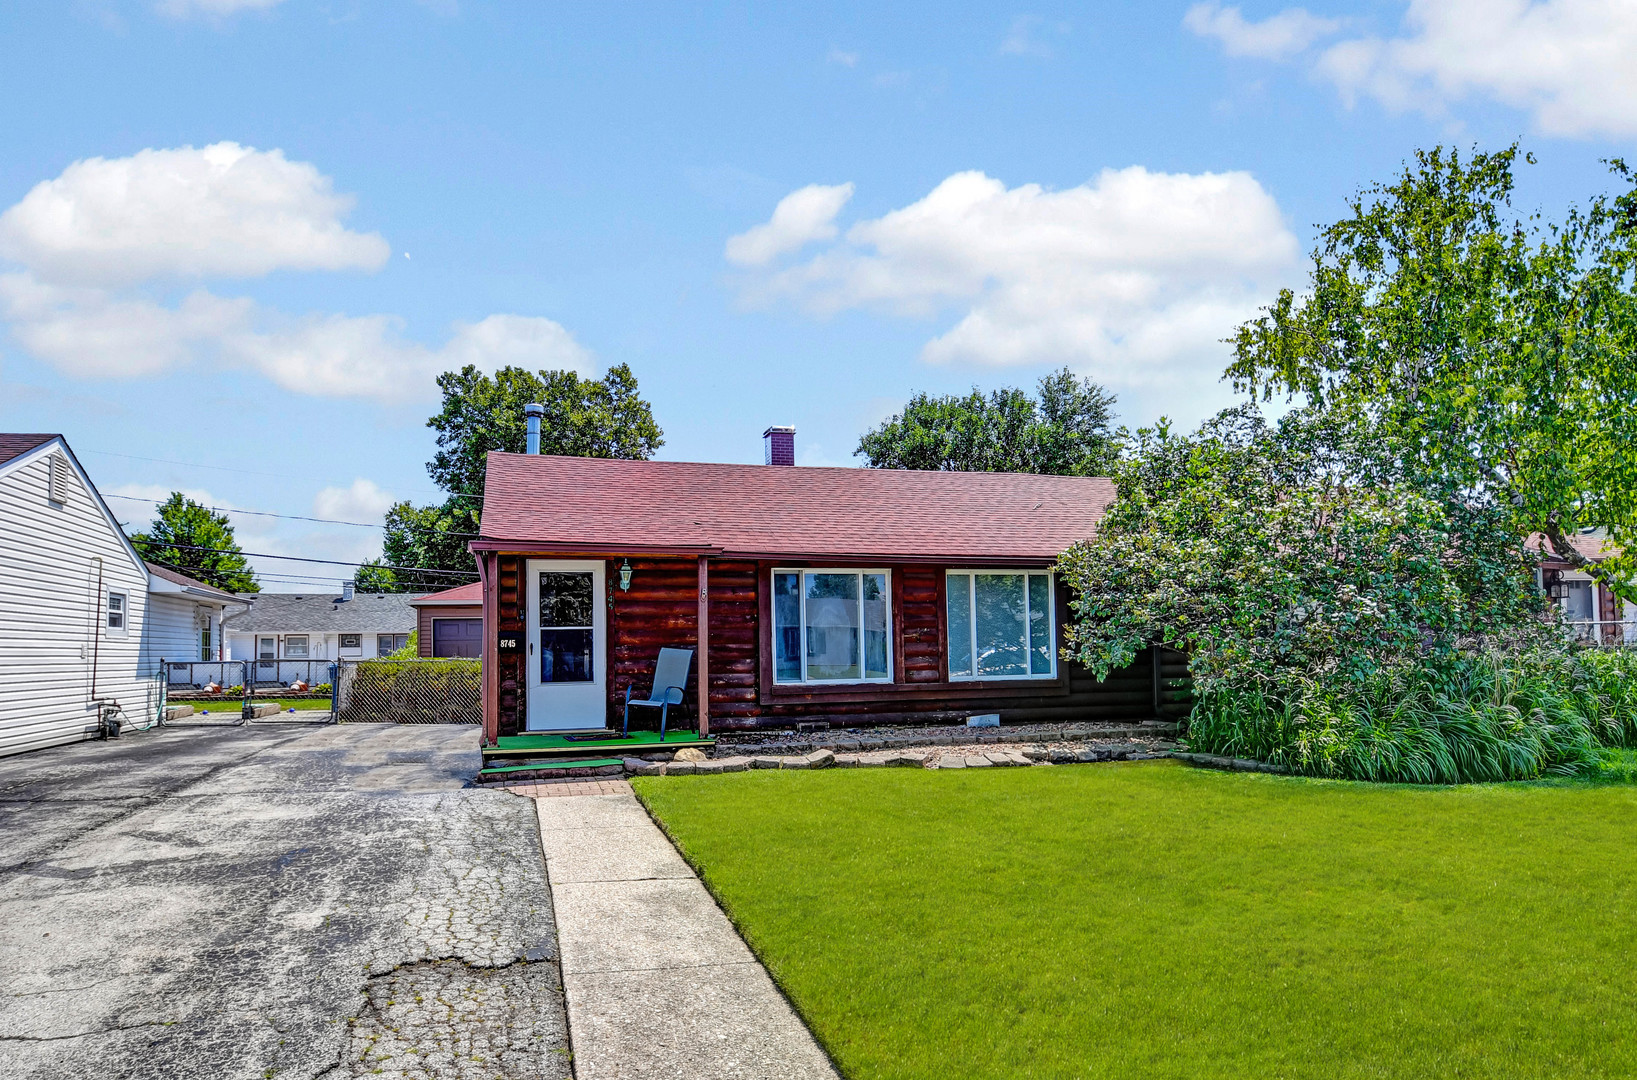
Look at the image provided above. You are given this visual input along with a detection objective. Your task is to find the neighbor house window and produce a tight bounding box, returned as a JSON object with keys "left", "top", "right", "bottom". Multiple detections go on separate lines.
{"left": 378, "top": 634, "right": 409, "bottom": 655}
{"left": 946, "top": 571, "right": 1055, "bottom": 679}
{"left": 338, "top": 633, "right": 362, "bottom": 652}
{"left": 284, "top": 635, "right": 309, "bottom": 659}
{"left": 772, "top": 570, "right": 891, "bottom": 684}
{"left": 106, "top": 591, "right": 127, "bottom": 635}
{"left": 200, "top": 625, "right": 212, "bottom": 661}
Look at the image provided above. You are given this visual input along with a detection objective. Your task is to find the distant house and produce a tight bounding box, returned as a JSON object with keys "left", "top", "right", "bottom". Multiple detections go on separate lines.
{"left": 466, "top": 426, "right": 1183, "bottom": 742}
{"left": 1538, "top": 529, "right": 1634, "bottom": 645}
{"left": 223, "top": 588, "right": 421, "bottom": 684}
{"left": 408, "top": 582, "right": 483, "bottom": 658}
{"left": 0, "top": 433, "right": 240, "bottom": 756}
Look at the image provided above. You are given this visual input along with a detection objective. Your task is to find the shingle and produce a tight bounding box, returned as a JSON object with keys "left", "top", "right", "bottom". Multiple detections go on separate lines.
{"left": 222, "top": 593, "right": 422, "bottom": 634}
{"left": 0, "top": 434, "right": 57, "bottom": 468}
{"left": 478, "top": 453, "right": 1115, "bottom": 561}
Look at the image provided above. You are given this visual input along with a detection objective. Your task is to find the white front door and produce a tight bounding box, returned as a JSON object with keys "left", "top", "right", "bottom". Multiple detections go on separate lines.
{"left": 525, "top": 559, "right": 607, "bottom": 732}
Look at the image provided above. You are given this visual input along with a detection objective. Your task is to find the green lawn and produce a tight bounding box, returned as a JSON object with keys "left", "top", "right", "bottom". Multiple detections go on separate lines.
{"left": 633, "top": 761, "right": 1637, "bottom": 1080}
{"left": 170, "top": 697, "right": 330, "bottom": 712}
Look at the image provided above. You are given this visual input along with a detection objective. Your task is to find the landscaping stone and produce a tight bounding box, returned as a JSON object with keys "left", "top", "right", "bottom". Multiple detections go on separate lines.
{"left": 833, "top": 754, "right": 860, "bottom": 768}
{"left": 806, "top": 749, "right": 836, "bottom": 769}
{"left": 665, "top": 761, "right": 698, "bottom": 776}
{"left": 622, "top": 758, "right": 664, "bottom": 777}
{"left": 937, "top": 755, "right": 965, "bottom": 769}
{"left": 964, "top": 755, "right": 992, "bottom": 768}
{"left": 884, "top": 753, "right": 926, "bottom": 768}
{"left": 749, "top": 756, "right": 782, "bottom": 769}
{"left": 780, "top": 757, "right": 810, "bottom": 770}
{"left": 161, "top": 704, "right": 194, "bottom": 721}
{"left": 673, "top": 748, "right": 707, "bottom": 762}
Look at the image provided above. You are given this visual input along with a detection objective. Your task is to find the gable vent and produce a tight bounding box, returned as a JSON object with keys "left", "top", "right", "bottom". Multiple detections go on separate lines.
{"left": 47, "top": 454, "right": 69, "bottom": 504}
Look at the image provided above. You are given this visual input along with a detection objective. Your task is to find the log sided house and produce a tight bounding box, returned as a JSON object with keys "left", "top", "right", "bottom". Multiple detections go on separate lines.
{"left": 471, "top": 428, "right": 1187, "bottom": 744}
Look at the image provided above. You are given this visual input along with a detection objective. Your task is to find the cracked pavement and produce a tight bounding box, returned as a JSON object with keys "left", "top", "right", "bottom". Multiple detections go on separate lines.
{"left": 0, "top": 724, "right": 569, "bottom": 1080}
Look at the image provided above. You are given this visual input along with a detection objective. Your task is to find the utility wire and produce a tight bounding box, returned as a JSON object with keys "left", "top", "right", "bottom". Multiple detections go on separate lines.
{"left": 130, "top": 540, "right": 479, "bottom": 577}
{"left": 105, "top": 491, "right": 386, "bottom": 529}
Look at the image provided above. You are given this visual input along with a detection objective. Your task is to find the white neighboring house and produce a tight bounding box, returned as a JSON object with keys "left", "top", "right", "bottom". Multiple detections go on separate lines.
{"left": 223, "top": 589, "right": 421, "bottom": 687}
{"left": 145, "top": 562, "right": 246, "bottom": 681}
{"left": 0, "top": 433, "right": 242, "bottom": 757}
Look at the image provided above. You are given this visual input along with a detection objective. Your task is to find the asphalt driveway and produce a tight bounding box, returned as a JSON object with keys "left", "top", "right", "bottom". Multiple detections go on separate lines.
{"left": 0, "top": 723, "right": 569, "bottom": 1080}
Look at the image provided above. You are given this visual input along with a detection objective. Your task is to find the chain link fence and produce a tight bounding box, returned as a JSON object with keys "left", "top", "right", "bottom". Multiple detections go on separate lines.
{"left": 334, "top": 658, "right": 482, "bottom": 724}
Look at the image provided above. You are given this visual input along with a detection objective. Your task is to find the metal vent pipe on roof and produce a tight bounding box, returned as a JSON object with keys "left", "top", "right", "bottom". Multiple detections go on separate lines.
{"left": 525, "top": 402, "right": 545, "bottom": 455}
{"left": 763, "top": 425, "right": 795, "bottom": 466}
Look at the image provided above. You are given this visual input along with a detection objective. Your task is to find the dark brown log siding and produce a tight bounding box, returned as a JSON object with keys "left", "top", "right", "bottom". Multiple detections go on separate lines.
{"left": 494, "top": 555, "right": 1190, "bottom": 732}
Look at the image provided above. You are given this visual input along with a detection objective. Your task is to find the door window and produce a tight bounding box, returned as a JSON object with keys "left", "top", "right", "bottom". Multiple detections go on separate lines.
{"left": 539, "top": 571, "right": 594, "bottom": 682}
{"left": 258, "top": 637, "right": 276, "bottom": 660}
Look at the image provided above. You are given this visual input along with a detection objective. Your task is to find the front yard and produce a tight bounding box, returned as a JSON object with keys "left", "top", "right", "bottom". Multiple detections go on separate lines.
{"left": 634, "top": 761, "right": 1637, "bottom": 1079}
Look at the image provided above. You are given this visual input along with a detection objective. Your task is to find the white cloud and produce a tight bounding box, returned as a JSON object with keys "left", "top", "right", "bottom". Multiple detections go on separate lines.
{"left": 0, "top": 144, "right": 593, "bottom": 401}
{"left": 0, "top": 143, "right": 388, "bottom": 288}
{"left": 1183, "top": 2, "right": 1343, "bottom": 60}
{"left": 1316, "top": 0, "right": 1637, "bottom": 137}
{"left": 313, "top": 478, "right": 396, "bottom": 522}
{"left": 1000, "top": 15, "right": 1069, "bottom": 58}
{"left": 156, "top": 0, "right": 286, "bottom": 17}
{"left": 1189, "top": 1, "right": 1637, "bottom": 140}
{"left": 0, "top": 273, "right": 592, "bottom": 400}
{"left": 731, "top": 169, "right": 1299, "bottom": 388}
{"left": 724, "top": 183, "right": 855, "bottom": 267}
{"left": 827, "top": 47, "right": 861, "bottom": 67}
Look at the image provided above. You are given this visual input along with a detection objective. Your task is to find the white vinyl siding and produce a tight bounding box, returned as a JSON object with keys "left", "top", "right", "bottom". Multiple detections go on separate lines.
{"left": 0, "top": 445, "right": 157, "bottom": 757}
{"left": 141, "top": 594, "right": 220, "bottom": 668}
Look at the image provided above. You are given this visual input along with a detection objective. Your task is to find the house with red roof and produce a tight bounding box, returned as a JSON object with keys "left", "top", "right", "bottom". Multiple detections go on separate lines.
{"left": 408, "top": 581, "right": 484, "bottom": 658}
{"left": 468, "top": 427, "right": 1182, "bottom": 743}
{"left": 1535, "top": 529, "right": 1635, "bottom": 645}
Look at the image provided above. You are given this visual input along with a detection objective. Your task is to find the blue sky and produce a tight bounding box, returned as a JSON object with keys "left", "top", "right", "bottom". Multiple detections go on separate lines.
{"left": 2, "top": 1, "right": 1633, "bottom": 588}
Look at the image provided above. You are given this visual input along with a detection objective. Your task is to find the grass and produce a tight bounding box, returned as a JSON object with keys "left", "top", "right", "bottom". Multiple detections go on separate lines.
{"left": 1188, "top": 648, "right": 1637, "bottom": 783}
{"left": 171, "top": 697, "right": 330, "bottom": 712}
{"left": 634, "top": 761, "right": 1637, "bottom": 1080}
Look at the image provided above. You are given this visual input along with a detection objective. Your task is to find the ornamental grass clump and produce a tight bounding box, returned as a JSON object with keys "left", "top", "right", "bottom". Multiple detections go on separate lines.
{"left": 1187, "top": 650, "right": 1631, "bottom": 783}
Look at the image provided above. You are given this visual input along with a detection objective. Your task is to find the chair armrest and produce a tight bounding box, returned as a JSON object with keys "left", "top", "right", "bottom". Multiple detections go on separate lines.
{"left": 662, "top": 685, "right": 685, "bottom": 706}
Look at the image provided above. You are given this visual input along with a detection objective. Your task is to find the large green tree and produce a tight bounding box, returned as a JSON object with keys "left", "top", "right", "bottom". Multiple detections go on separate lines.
{"left": 856, "top": 368, "right": 1119, "bottom": 475}
{"left": 380, "top": 363, "right": 664, "bottom": 576}
{"left": 1226, "top": 146, "right": 1637, "bottom": 596}
{"left": 129, "top": 493, "right": 259, "bottom": 593}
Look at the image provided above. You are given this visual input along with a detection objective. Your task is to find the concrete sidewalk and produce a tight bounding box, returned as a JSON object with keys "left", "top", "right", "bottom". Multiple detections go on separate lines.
{"left": 532, "top": 783, "right": 838, "bottom": 1080}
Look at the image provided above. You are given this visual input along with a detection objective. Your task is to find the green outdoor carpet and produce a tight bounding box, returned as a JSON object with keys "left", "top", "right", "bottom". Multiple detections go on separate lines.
{"left": 482, "top": 730, "right": 714, "bottom": 759}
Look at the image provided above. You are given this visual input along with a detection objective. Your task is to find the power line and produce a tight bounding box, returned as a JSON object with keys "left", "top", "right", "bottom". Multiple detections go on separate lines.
{"left": 104, "top": 491, "right": 387, "bottom": 529}
{"left": 79, "top": 447, "right": 483, "bottom": 502}
{"left": 131, "top": 539, "right": 479, "bottom": 577}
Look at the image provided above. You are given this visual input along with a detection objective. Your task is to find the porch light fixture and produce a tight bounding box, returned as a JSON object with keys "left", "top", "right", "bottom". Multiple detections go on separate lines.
{"left": 619, "top": 559, "right": 634, "bottom": 592}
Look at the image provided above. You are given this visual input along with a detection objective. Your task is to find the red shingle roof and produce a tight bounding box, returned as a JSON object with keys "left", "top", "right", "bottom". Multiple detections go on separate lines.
{"left": 479, "top": 453, "right": 1115, "bottom": 562}
{"left": 409, "top": 581, "right": 483, "bottom": 605}
{"left": 0, "top": 434, "right": 57, "bottom": 468}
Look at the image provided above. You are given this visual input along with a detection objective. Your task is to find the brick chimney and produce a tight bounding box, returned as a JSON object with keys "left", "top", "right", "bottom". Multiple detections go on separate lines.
{"left": 763, "top": 426, "right": 795, "bottom": 466}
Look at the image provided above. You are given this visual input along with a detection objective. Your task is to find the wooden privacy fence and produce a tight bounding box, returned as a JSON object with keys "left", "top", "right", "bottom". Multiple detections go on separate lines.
{"left": 334, "top": 658, "right": 482, "bottom": 724}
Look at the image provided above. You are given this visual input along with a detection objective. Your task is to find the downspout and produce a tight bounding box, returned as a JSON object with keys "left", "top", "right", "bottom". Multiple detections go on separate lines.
{"left": 90, "top": 557, "right": 104, "bottom": 704}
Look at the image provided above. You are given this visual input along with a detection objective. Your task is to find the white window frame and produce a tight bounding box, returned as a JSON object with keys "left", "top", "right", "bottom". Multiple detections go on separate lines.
{"left": 771, "top": 568, "right": 894, "bottom": 686}
{"left": 378, "top": 633, "right": 408, "bottom": 655}
{"left": 283, "top": 635, "right": 310, "bottom": 659}
{"left": 105, "top": 590, "right": 128, "bottom": 637}
{"left": 945, "top": 569, "right": 1057, "bottom": 681}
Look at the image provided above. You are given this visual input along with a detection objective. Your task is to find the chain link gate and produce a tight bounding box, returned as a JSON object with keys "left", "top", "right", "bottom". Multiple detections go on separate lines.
{"left": 333, "top": 658, "right": 482, "bottom": 724}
